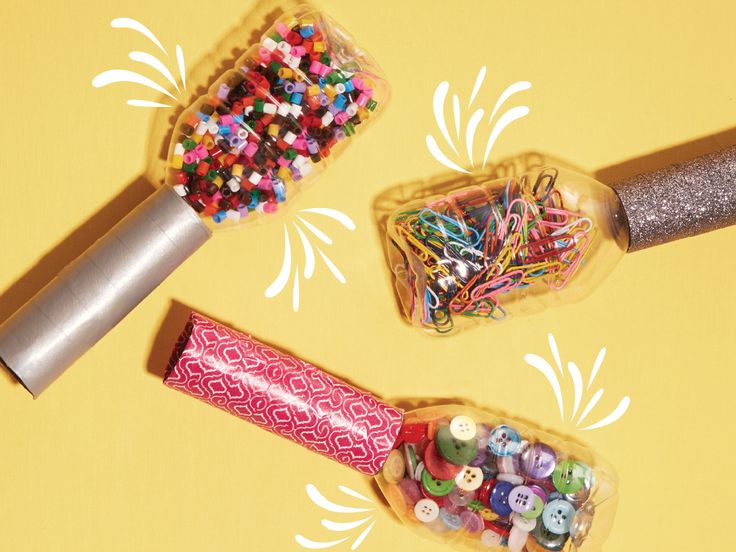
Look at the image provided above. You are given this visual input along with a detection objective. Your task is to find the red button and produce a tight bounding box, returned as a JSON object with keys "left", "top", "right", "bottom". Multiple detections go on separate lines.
{"left": 424, "top": 441, "right": 463, "bottom": 480}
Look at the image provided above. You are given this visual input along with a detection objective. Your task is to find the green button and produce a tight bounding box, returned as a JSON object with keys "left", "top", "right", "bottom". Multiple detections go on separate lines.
{"left": 552, "top": 460, "right": 591, "bottom": 494}
{"left": 522, "top": 495, "right": 545, "bottom": 519}
{"left": 421, "top": 468, "right": 456, "bottom": 497}
{"left": 435, "top": 426, "right": 478, "bottom": 466}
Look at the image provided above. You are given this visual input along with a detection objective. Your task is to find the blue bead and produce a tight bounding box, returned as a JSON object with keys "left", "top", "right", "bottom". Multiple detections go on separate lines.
{"left": 333, "top": 94, "right": 347, "bottom": 110}
{"left": 233, "top": 114, "right": 244, "bottom": 125}
{"left": 219, "top": 125, "right": 231, "bottom": 135}
{"left": 196, "top": 112, "right": 210, "bottom": 122}
{"left": 318, "top": 77, "right": 327, "bottom": 87}
{"left": 489, "top": 481, "right": 514, "bottom": 517}
{"left": 299, "top": 26, "right": 314, "bottom": 38}
{"left": 290, "top": 92, "right": 303, "bottom": 104}
{"left": 212, "top": 211, "right": 227, "bottom": 223}
{"left": 344, "top": 80, "right": 355, "bottom": 93}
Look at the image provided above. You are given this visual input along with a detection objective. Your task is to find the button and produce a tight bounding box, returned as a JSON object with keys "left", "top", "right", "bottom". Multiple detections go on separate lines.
{"left": 488, "top": 424, "right": 522, "bottom": 457}
{"left": 414, "top": 498, "right": 440, "bottom": 523}
{"left": 542, "top": 499, "right": 576, "bottom": 535}
{"left": 468, "top": 445, "right": 489, "bottom": 467}
{"left": 478, "top": 478, "right": 497, "bottom": 507}
{"left": 497, "top": 454, "right": 520, "bottom": 474}
{"left": 521, "top": 443, "right": 557, "bottom": 480}
{"left": 489, "top": 480, "right": 514, "bottom": 517}
{"left": 449, "top": 415, "right": 477, "bottom": 441}
{"left": 382, "top": 449, "right": 405, "bottom": 484}
{"left": 481, "top": 529, "right": 503, "bottom": 548}
{"left": 508, "top": 524, "right": 531, "bottom": 552}
{"left": 497, "top": 473, "right": 524, "bottom": 486}
{"left": 414, "top": 460, "right": 426, "bottom": 481}
{"left": 455, "top": 466, "right": 484, "bottom": 491}
{"left": 479, "top": 507, "right": 499, "bottom": 523}
{"left": 531, "top": 519, "right": 569, "bottom": 551}
{"left": 401, "top": 423, "right": 428, "bottom": 445}
{"left": 436, "top": 426, "right": 479, "bottom": 465}
{"left": 570, "top": 503, "right": 595, "bottom": 547}
{"left": 424, "top": 441, "right": 463, "bottom": 480}
{"left": 552, "top": 460, "right": 592, "bottom": 494}
{"left": 421, "top": 468, "right": 456, "bottom": 497}
{"left": 439, "top": 508, "right": 463, "bottom": 530}
{"left": 508, "top": 485, "right": 535, "bottom": 513}
{"left": 460, "top": 509, "right": 485, "bottom": 533}
{"left": 403, "top": 443, "right": 418, "bottom": 479}
{"left": 521, "top": 489, "right": 546, "bottom": 520}
{"left": 511, "top": 512, "right": 537, "bottom": 532}
{"left": 398, "top": 478, "right": 423, "bottom": 505}
{"left": 446, "top": 486, "right": 477, "bottom": 507}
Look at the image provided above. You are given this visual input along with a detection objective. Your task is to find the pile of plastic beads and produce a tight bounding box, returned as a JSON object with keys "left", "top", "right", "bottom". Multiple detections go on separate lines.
{"left": 167, "top": 13, "right": 381, "bottom": 223}
{"left": 380, "top": 414, "right": 595, "bottom": 551}
{"left": 388, "top": 169, "right": 594, "bottom": 333}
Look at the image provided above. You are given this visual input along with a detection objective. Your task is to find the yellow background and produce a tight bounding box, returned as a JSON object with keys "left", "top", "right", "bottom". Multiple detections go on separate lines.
{"left": 1, "top": 1, "right": 735, "bottom": 550}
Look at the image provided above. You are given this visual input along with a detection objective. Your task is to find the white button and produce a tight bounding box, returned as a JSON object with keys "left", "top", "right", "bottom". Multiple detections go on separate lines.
{"left": 497, "top": 473, "right": 524, "bottom": 485}
{"left": 508, "top": 524, "right": 531, "bottom": 552}
{"left": 511, "top": 513, "right": 537, "bottom": 532}
{"left": 481, "top": 529, "right": 503, "bottom": 547}
{"left": 455, "top": 466, "right": 484, "bottom": 491}
{"left": 450, "top": 416, "right": 477, "bottom": 441}
{"left": 414, "top": 498, "right": 440, "bottom": 523}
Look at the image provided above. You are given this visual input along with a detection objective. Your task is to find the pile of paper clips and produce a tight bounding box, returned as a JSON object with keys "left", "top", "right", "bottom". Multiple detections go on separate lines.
{"left": 389, "top": 169, "right": 594, "bottom": 333}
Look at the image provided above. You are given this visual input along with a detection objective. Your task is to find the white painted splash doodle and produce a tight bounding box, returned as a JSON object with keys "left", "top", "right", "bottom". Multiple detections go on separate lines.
{"left": 525, "top": 334, "right": 631, "bottom": 430}
{"left": 426, "top": 66, "right": 531, "bottom": 172}
{"left": 92, "top": 18, "right": 186, "bottom": 108}
{"left": 265, "top": 208, "right": 356, "bottom": 312}
{"left": 295, "top": 483, "right": 377, "bottom": 550}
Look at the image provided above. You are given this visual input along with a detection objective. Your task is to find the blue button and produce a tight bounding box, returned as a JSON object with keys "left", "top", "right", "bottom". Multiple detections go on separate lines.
{"left": 542, "top": 499, "right": 576, "bottom": 535}
{"left": 439, "top": 508, "right": 463, "bottom": 530}
{"left": 488, "top": 425, "right": 522, "bottom": 457}
{"left": 489, "top": 481, "right": 514, "bottom": 517}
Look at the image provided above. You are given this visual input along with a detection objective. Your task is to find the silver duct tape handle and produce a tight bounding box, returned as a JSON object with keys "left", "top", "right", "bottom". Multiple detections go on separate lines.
{"left": 0, "top": 186, "right": 212, "bottom": 397}
{"left": 611, "top": 146, "right": 736, "bottom": 252}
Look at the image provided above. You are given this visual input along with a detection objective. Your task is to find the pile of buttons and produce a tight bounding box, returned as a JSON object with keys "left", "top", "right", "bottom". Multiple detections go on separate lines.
{"left": 381, "top": 415, "right": 595, "bottom": 551}
{"left": 167, "top": 12, "right": 381, "bottom": 223}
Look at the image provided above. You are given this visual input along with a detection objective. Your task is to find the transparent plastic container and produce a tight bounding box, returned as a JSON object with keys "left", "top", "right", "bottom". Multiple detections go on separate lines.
{"left": 165, "top": 5, "right": 389, "bottom": 228}
{"left": 376, "top": 405, "right": 618, "bottom": 552}
{"left": 386, "top": 168, "right": 629, "bottom": 334}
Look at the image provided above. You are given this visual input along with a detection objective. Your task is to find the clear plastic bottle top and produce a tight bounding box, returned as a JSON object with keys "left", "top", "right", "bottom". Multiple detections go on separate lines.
{"left": 386, "top": 168, "right": 629, "bottom": 334}
{"left": 377, "top": 405, "right": 618, "bottom": 551}
{"left": 165, "top": 6, "right": 388, "bottom": 228}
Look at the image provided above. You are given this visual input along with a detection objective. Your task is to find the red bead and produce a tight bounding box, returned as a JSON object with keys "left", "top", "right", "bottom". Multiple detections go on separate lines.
{"left": 176, "top": 171, "right": 189, "bottom": 184}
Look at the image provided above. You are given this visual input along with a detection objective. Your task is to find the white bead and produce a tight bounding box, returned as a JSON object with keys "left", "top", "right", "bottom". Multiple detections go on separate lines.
{"left": 262, "top": 37, "right": 278, "bottom": 52}
{"left": 174, "top": 143, "right": 185, "bottom": 156}
{"left": 321, "top": 111, "right": 334, "bottom": 126}
{"left": 289, "top": 104, "right": 303, "bottom": 118}
{"left": 263, "top": 103, "right": 277, "bottom": 115}
{"left": 277, "top": 41, "right": 291, "bottom": 53}
{"left": 244, "top": 106, "right": 254, "bottom": 116}
{"left": 277, "top": 102, "right": 291, "bottom": 116}
{"left": 195, "top": 121, "right": 208, "bottom": 135}
{"left": 283, "top": 131, "right": 297, "bottom": 145}
{"left": 299, "top": 163, "right": 313, "bottom": 176}
{"left": 334, "top": 83, "right": 346, "bottom": 94}
{"left": 173, "top": 185, "right": 187, "bottom": 196}
{"left": 248, "top": 172, "right": 262, "bottom": 185}
{"left": 226, "top": 178, "right": 241, "bottom": 193}
{"left": 346, "top": 103, "right": 358, "bottom": 117}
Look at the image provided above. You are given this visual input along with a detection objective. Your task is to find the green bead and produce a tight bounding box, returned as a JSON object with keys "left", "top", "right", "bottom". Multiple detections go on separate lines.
{"left": 254, "top": 99, "right": 265, "bottom": 112}
{"left": 343, "top": 122, "right": 355, "bottom": 136}
{"left": 182, "top": 139, "right": 196, "bottom": 151}
{"left": 182, "top": 163, "right": 196, "bottom": 173}
{"left": 435, "top": 426, "right": 478, "bottom": 465}
{"left": 205, "top": 170, "right": 218, "bottom": 181}
{"left": 269, "top": 61, "right": 282, "bottom": 74}
{"left": 421, "top": 468, "right": 455, "bottom": 497}
{"left": 283, "top": 148, "right": 297, "bottom": 160}
{"left": 320, "top": 53, "right": 331, "bottom": 65}
{"left": 270, "top": 32, "right": 282, "bottom": 42}
{"left": 367, "top": 99, "right": 378, "bottom": 112}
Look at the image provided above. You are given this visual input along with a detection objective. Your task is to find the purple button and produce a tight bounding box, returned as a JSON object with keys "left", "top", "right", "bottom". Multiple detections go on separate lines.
{"left": 460, "top": 509, "right": 485, "bottom": 533}
{"left": 508, "top": 485, "right": 535, "bottom": 513}
{"left": 521, "top": 443, "right": 557, "bottom": 480}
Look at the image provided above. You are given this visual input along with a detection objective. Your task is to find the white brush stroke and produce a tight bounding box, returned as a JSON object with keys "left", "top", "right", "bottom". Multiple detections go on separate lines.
{"left": 111, "top": 17, "right": 167, "bottom": 54}
{"left": 482, "top": 106, "right": 530, "bottom": 168}
{"left": 452, "top": 94, "right": 461, "bottom": 139}
{"left": 351, "top": 522, "right": 376, "bottom": 551}
{"left": 264, "top": 225, "right": 292, "bottom": 298}
{"left": 176, "top": 44, "right": 187, "bottom": 90}
{"left": 294, "top": 223, "right": 316, "bottom": 279}
{"left": 295, "top": 536, "right": 350, "bottom": 550}
{"left": 338, "top": 486, "right": 373, "bottom": 503}
{"left": 128, "top": 51, "right": 180, "bottom": 92}
{"left": 292, "top": 266, "right": 300, "bottom": 312}
{"left": 321, "top": 517, "right": 372, "bottom": 532}
{"left": 92, "top": 69, "right": 178, "bottom": 101}
{"left": 300, "top": 208, "right": 356, "bottom": 230}
{"left": 548, "top": 334, "right": 564, "bottom": 377}
{"left": 577, "top": 389, "right": 604, "bottom": 426}
{"left": 126, "top": 99, "right": 172, "bottom": 108}
{"left": 426, "top": 135, "right": 470, "bottom": 173}
{"left": 588, "top": 347, "right": 607, "bottom": 389}
{"left": 433, "top": 81, "right": 458, "bottom": 154}
{"left": 489, "top": 81, "right": 532, "bottom": 123}
{"left": 581, "top": 396, "right": 631, "bottom": 431}
{"left": 524, "top": 353, "right": 565, "bottom": 421}
{"left": 318, "top": 249, "right": 346, "bottom": 284}
{"left": 465, "top": 108, "right": 484, "bottom": 167}
{"left": 298, "top": 216, "right": 333, "bottom": 245}
{"left": 468, "top": 66, "right": 487, "bottom": 108}
{"left": 567, "top": 361, "right": 583, "bottom": 420}
{"left": 306, "top": 484, "right": 374, "bottom": 514}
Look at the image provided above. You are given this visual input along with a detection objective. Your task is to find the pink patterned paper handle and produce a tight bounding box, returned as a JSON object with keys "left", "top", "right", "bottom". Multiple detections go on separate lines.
{"left": 164, "top": 313, "right": 404, "bottom": 475}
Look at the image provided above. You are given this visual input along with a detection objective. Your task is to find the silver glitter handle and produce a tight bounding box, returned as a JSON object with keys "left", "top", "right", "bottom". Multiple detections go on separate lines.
{"left": 0, "top": 186, "right": 211, "bottom": 397}
{"left": 611, "top": 146, "right": 736, "bottom": 252}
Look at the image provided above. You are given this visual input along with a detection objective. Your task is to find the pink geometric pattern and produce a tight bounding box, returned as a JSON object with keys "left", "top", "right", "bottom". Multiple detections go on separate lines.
{"left": 164, "top": 313, "right": 404, "bottom": 475}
